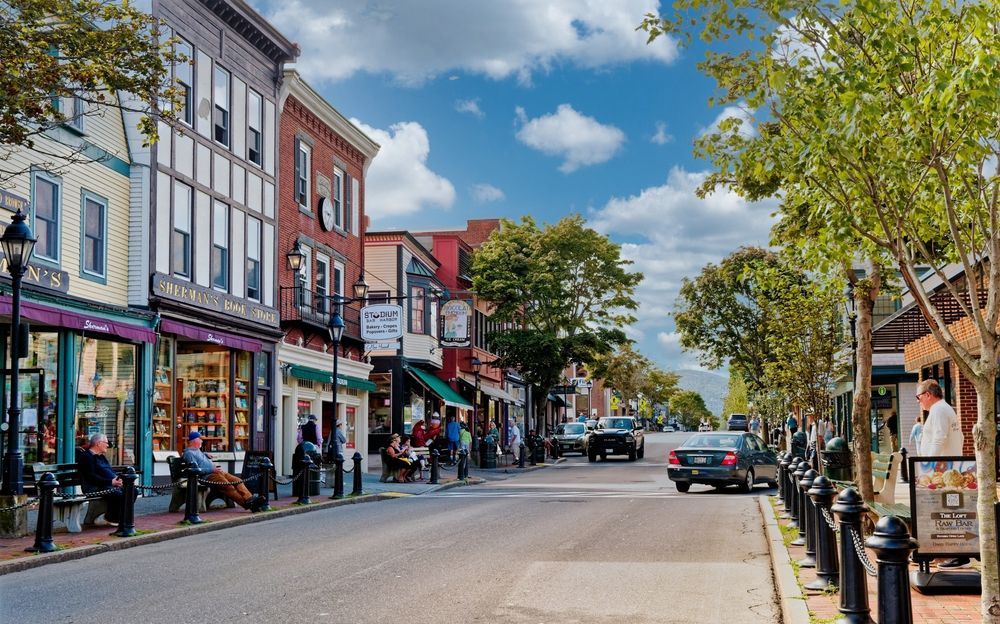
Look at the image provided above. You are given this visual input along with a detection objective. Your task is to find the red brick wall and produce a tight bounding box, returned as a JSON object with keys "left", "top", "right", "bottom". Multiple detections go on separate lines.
{"left": 952, "top": 365, "right": 978, "bottom": 455}
{"left": 278, "top": 95, "right": 368, "bottom": 356}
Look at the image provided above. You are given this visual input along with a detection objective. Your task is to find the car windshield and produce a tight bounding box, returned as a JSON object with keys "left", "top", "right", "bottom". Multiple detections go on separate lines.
{"left": 684, "top": 434, "right": 742, "bottom": 449}
{"left": 561, "top": 423, "right": 585, "bottom": 434}
{"left": 599, "top": 418, "right": 633, "bottom": 430}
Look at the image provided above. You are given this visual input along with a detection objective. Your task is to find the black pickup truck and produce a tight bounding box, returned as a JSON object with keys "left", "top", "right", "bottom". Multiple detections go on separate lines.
{"left": 587, "top": 417, "right": 645, "bottom": 462}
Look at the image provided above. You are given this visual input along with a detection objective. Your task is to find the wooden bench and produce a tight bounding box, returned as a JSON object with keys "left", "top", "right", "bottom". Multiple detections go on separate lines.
{"left": 27, "top": 463, "right": 111, "bottom": 533}
{"left": 166, "top": 455, "right": 235, "bottom": 512}
{"left": 832, "top": 451, "right": 901, "bottom": 505}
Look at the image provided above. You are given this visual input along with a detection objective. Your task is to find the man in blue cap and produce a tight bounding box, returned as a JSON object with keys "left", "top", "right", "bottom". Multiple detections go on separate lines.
{"left": 182, "top": 431, "right": 263, "bottom": 511}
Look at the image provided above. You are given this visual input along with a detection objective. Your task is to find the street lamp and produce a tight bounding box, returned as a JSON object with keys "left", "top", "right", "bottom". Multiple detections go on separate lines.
{"left": 351, "top": 271, "right": 369, "bottom": 301}
{"left": 325, "top": 310, "right": 345, "bottom": 466}
{"left": 286, "top": 239, "right": 304, "bottom": 272}
{"left": 844, "top": 282, "right": 858, "bottom": 444}
{"left": 470, "top": 356, "right": 482, "bottom": 464}
{"left": 1, "top": 209, "right": 36, "bottom": 496}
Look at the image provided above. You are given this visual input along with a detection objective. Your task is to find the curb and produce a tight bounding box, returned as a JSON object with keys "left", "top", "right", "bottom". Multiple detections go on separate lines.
{"left": 1, "top": 477, "right": 486, "bottom": 576}
{"left": 758, "top": 494, "right": 810, "bottom": 624}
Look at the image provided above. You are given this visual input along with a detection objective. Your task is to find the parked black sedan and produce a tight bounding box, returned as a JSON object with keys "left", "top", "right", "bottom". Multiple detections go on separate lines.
{"left": 667, "top": 432, "right": 777, "bottom": 493}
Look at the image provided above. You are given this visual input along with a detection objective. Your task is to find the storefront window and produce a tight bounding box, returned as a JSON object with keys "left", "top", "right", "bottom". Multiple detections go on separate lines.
{"left": 233, "top": 352, "right": 251, "bottom": 452}
{"left": 345, "top": 406, "right": 356, "bottom": 449}
{"left": 177, "top": 345, "right": 230, "bottom": 452}
{"left": 153, "top": 337, "right": 174, "bottom": 451}
{"left": 368, "top": 373, "right": 391, "bottom": 433}
{"left": 9, "top": 332, "right": 59, "bottom": 464}
{"left": 75, "top": 337, "right": 137, "bottom": 465}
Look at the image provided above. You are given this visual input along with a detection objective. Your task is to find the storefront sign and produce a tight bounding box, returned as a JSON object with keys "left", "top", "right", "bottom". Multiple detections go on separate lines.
{"left": 571, "top": 377, "right": 593, "bottom": 389}
{"left": 0, "top": 254, "right": 70, "bottom": 293}
{"left": 152, "top": 272, "right": 279, "bottom": 327}
{"left": 439, "top": 299, "right": 472, "bottom": 347}
{"left": 365, "top": 341, "right": 399, "bottom": 351}
{"left": 910, "top": 456, "right": 979, "bottom": 557}
{"left": 0, "top": 189, "right": 29, "bottom": 213}
{"left": 360, "top": 304, "right": 403, "bottom": 340}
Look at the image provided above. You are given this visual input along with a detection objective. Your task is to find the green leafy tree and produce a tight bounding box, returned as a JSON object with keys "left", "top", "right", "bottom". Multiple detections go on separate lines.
{"left": 473, "top": 215, "right": 641, "bottom": 419}
{"left": 720, "top": 368, "right": 748, "bottom": 420}
{"left": 1, "top": 0, "right": 183, "bottom": 179}
{"left": 669, "top": 390, "right": 712, "bottom": 431}
{"left": 591, "top": 345, "right": 680, "bottom": 423}
{"left": 640, "top": 368, "right": 680, "bottom": 409}
{"left": 642, "top": 1, "right": 1000, "bottom": 615}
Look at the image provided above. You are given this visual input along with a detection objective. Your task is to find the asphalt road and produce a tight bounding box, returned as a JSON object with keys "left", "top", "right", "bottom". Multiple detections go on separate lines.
{"left": 1, "top": 432, "right": 779, "bottom": 624}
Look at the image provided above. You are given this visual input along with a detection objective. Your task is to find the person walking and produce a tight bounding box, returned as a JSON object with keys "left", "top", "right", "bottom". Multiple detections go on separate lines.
{"left": 916, "top": 379, "right": 968, "bottom": 569}
{"left": 508, "top": 420, "right": 522, "bottom": 459}
{"left": 908, "top": 412, "right": 923, "bottom": 451}
{"left": 749, "top": 415, "right": 761, "bottom": 438}
{"left": 445, "top": 415, "right": 460, "bottom": 464}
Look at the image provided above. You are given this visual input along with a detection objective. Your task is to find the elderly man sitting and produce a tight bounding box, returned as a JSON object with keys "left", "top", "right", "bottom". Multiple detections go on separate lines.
{"left": 182, "top": 431, "right": 264, "bottom": 512}
{"left": 77, "top": 433, "right": 137, "bottom": 524}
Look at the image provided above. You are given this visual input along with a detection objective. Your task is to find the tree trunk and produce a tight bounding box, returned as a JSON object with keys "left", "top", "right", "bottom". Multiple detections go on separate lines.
{"left": 851, "top": 284, "right": 876, "bottom": 502}
{"left": 971, "top": 372, "right": 1000, "bottom": 621}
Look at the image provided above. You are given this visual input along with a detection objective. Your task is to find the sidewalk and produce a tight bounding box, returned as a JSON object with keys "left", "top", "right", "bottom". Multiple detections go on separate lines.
{"left": 0, "top": 457, "right": 562, "bottom": 575}
{"left": 760, "top": 477, "right": 982, "bottom": 623}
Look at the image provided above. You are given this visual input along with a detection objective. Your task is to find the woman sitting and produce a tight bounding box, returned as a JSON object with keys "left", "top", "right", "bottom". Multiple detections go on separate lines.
{"left": 400, "top": 435, "right": 425, "bottom": 481}
{"left": 385, "top": 433, "right": 413, "bottom": 483}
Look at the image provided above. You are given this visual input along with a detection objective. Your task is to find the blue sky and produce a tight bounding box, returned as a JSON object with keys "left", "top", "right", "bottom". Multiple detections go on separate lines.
{"left": 253, "top": 0, "right": 777, "bottom": 373}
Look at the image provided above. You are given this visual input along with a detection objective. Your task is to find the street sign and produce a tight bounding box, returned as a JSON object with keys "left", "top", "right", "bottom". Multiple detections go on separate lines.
{"left": 551, "top": 385, "right": 577, "bottom": 395}
{"left": 365, "top": 341, "right": 400, "bottom": 351}
{"left": 570, "top": 377, "right": 593, "bottom": 388}
{"left": 361, "top": 304, "right": 403, "bottom": 340}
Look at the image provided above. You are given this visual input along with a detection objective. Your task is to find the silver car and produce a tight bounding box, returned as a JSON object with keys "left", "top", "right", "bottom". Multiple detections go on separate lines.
{"left": 554, "top": 422, "right": 589, "bottom": 455}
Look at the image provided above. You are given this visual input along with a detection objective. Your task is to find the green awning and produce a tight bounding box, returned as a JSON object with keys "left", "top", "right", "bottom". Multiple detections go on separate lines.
{"left": 407, "top": 367, "right": 473, "bottom": 409}
{"left": 288, "top": 365, "right": 377, "bottom": 392}
{"left": 548, "top": 393, "right": 566, "bottom": 407}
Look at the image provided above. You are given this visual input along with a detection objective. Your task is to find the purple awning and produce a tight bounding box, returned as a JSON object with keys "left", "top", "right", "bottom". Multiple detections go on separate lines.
{"left": 160, "top": 319, "right": 263, "bottom": 352}
{"left": 0, "top": 296, "right": 156, "bottom": 343}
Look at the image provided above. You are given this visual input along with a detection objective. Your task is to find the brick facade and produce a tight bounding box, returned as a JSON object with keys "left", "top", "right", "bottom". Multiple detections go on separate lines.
{"left": 952, "top": 365, "right": 978, "bottom": 455}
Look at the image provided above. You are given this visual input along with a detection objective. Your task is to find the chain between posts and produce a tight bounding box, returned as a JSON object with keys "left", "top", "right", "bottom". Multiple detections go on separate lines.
{"left": 849, "top": 527, "right": 878, "bottom": 576}
{"left": 197, "top": 472, "right": 261, "bottom": 487}
{"left": 821, "top": 507, "right": 839, "bottom": 532}
{"left": 272, "top": 469, "right": 309, "bottom": 486}
{"left": 0, "top": 497, "right": 39, "bottom": 512}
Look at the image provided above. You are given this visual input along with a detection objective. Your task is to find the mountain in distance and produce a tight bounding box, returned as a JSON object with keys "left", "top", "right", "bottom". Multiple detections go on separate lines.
{"left": 675, "top": 369, "right": 728, "bottom": 417}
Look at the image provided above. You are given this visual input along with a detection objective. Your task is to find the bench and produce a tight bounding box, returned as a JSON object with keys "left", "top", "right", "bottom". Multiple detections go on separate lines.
{"left": 379, "top": 447, "right": 428, "bottom": 482}
{"left": 832, "top": 451, "right": 901, "bottom": 505}
{"left": 27, "top": 463, "right": 112, "bottom": 533}
{"left": 166, "top": 455, "right": 235, "bottom": 512}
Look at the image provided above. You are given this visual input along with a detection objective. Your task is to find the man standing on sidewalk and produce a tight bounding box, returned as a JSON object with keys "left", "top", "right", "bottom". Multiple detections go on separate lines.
{"left": 916, "top": 379, "right": 968, "bottom": 569}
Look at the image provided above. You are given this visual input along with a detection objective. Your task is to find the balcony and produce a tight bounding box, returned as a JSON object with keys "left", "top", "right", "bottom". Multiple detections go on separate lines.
{"left": 279, "top": 285, "right": 361, "bottom": 341}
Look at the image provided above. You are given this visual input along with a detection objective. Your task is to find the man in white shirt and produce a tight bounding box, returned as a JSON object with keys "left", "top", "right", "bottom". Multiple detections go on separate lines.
{"left": 915, "top": 379, "right": 968, "bottom": 569}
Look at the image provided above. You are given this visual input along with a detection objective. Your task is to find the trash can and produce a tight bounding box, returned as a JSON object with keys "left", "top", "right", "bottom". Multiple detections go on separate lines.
{"left": 791, "top": 430, "right": 808, "bottom": 460}
{"left": 820, "top": 436, "right": 853, "bottom": 482}
{"left": 481, "top": 437, "right": 497, "bottom": 469}
{"left": 291, "top": 444, "right": 322, "bottom": 497}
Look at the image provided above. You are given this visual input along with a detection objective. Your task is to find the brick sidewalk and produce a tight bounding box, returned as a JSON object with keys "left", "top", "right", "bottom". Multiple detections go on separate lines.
{"left": 772, "top": 499, "right": 982, "bottom": 623}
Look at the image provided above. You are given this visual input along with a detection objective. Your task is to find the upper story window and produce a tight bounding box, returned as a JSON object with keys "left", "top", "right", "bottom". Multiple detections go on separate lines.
{"left": 315, "top": 254, "right": 329, "bottom": 314}
{"left": 172, "top": 181, "right": 192, "bottom": 278}
{"left": 368, "top": 291, "right": 389, "bottom": 305}
{"left": 247, "top": 89, "right": 263, "bottom": 167}
{"left": 32, "top": 171, "right": 60, "bottom": 262}
{"left": 333, "top": 167, "right": 344, "bottom": 229}
{"left": 410, "top": 285, "right": 425, "bottom": 334}
{"left": 65, "top": 95, "right": 85, "bottom": 132}
{"left": 213, "top": 65, "right": 230, "bottom": 146}
{"left": 295, "top": 140, "right": 311, "bottom": 209}
{"left": 298, "top": 244, "right": 312, "bottom": 308}
{"left": 212, "top": 201, "right": 229, "bottom": 291}
{"left": 246, "top": 217, "right": 261, "bottom": 301}
{"left": 175, "top": 38, "right": 193, "bottom": 126}
{"left": 82, "top": 192, "right": 107, "bottom": 279}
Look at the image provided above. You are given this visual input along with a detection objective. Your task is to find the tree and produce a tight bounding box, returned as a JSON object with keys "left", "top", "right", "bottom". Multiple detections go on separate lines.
{"left": 472, "top": 215, "right": 641, "bottom": 421}
{"left": 1, "top": 0, "right": 182, "bottom": 179}
{"left": 669, "top": 390, "right": 712, "bottom": 431}
{"left": 673, "top": 247, "right": 783, "bottom": 392}
{"left": 591, "top": 344, "right": 679, "bottom": 423}
{"left": 720, "top": 368, "right": 748, "bottom": 421}
{"left": 642, "top": 1, "right": 1000, "bottom": 617}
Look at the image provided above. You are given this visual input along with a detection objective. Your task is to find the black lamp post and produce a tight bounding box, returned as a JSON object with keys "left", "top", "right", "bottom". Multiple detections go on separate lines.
{"left": 325, "top": 310, "right": 345, "bottom": 464}
{"left": 471, "top": 356, "right": 481, "bottom": 461}
{"left": 844, "top": 282, "right": 858, "bottom": 444}
{"left": 1, "top": 210, "right": 36, "bottom": 496}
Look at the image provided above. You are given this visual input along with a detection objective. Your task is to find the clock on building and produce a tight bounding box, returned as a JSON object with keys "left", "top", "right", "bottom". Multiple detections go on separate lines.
{"left": 319, "top": 197, "right": 335, "bottom": 231}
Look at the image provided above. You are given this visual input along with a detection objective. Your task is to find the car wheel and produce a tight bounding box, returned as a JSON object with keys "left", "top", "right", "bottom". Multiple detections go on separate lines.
{"left": 628, "top": 446, "right": 637, "bottom": 461}
{"left": 675, "top": 482, "right": 690, "bottom": 493}
{"left": 637, "top": 442, "right": 645, "bottom": 459}
{"left": 588, "top": 451, "right": 596, "bottom": 462}
{"left": 766, "top": 479, "right": 778, "bottom": 488}
{"left": 739, "top": 468, "right": 755, "bottom": 493}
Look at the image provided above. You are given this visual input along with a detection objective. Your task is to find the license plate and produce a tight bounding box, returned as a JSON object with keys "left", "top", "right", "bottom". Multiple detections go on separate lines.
{"left": 693, "top": 456, "right": 709, "bottom": 464}
{"left": 691, "top": 470, "right": 699, "bottom": 475}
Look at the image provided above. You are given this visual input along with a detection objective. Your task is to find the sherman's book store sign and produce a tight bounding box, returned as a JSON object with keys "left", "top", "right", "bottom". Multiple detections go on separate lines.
{"left": 909, "top": 455, "right": 981, "bottom": 592}
{"left": 152, "top": 273, "right": 278, "bottom": 327}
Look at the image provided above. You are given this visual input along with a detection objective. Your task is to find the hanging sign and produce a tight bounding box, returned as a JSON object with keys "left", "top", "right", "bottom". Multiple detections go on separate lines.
{"left": 361, "top": 304, "right": 403, "bottom": 340}
{"left": 439, "top": 299, "right": 472, "bottom": 347}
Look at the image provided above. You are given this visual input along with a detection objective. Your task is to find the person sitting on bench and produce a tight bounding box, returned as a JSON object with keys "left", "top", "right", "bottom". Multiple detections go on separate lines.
{"left": 182, "top": 431, "right": 264, "bottom": 511}
{"left": 78, "top": 433, "right": 137, "bottom": 524}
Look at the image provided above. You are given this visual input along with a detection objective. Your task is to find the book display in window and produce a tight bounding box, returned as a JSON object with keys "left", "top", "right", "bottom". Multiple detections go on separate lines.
{"left": 180, "top": 377, "right": 229, "bottom": 452}
{"left": 233, "top": 378, "right": 249, "bottom": 451}
{"left": 152, "top": 368, "right": 173, "bottom": 451}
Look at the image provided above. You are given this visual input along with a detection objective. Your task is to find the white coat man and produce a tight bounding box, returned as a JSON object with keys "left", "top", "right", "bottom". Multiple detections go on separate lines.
{"left": 916, "top": 379, "right": 964, "bottom": 456}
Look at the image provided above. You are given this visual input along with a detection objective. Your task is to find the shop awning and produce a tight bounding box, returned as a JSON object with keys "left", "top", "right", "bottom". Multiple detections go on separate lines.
{"left": 407, "top": 367, "right": 473, "bottom": 409}
{"left": 160, "top": 319, "right": 263, "bottom": 352}
{"left": 459, "top": 378, "right": 521, "bottom": 404}
{"left": 288, "top": 364, "right": 377, "bottom": 392}
{"left": 0, "top": 296, "right": 156, "bottom": 343}
{"left": 548, "top": 393, "right": 566, "bottom": 407}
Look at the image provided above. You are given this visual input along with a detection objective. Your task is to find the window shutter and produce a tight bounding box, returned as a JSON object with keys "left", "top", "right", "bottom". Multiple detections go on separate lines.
{"left": 293, "top": 137, "right": 300, "bottom": 202}
{"left": 344, "top": 173, "right": 352, "bottom": 232}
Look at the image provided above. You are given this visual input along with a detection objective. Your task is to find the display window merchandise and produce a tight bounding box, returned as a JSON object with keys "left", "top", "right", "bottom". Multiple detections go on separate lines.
{"left": 74, "top": 336, "right": 137, "bottom": 465}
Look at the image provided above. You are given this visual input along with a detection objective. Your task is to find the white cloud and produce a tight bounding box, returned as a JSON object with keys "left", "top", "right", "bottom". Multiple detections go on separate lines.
{"left": 455, "top": 98, "right": 484, "bottom": 118}
{"left": 651, "top": 121, "right": 673, "bottom": 145}
{"left": 700, "top": 104, "right": 757, "bottom": 139}
{"left": 349, "top": 119, "right": 455, "bottom": 222}
{"left": 588, "top": 167, "right": 778, "bottom": 370}
{"left": 259, "top": 0, "right": 678, "bottom": 86}
{"left": 515, "top": 104, "right": 626, "bottom": 173}
{"left": 471, "top": 183, "right": 505, "bottom": 203}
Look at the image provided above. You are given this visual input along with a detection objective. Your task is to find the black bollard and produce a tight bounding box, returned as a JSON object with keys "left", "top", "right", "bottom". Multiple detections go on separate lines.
{"left": 183, "top": 466, "right": 203, "bottom": 524}
{"left": 257, "top": 457, "right": 272, "bottom": 511}
{"left": 899, "top": 447, "right": 909, "bottom": 483}
{"left": 867, "top": 516, "right": 916, "bottom": 624}
{"left": 478, "top": 437, "right": 487, "bottom": 468}
{"left": 831, "top": 487, "right": 874, "bottom": 624}
{"left": 777, "top": 452, "right": 788, "bottom": 506}
{"left": 457, "top": 449, "right": 468, "bottom": 479}
{"left": 26, "top": 472, "right": 59, "bottom": 553}
{"left": 518, "top": 442, "right": 526, "bottom": 468}
{"left": 332, "top": 452, "right": 345, "bottom": 499}
{"left": 113, "top": 467, "right": 138, "bottom": 537}
{"left": 352, "top": 452, "right": 363, "bottom": 496}
{"left": 791, "top": 459, "right": 808, "bottom": 541}
{"left": 296, "top": 454, "right": 313, "bottom": 505}
{"left": 529, "top": 441, "right": 537, "bottom": 466}
{"left": 798, "top": 468, "right": 818, "bottom": 568}
{"left": 430, "top": 449, "right": 440, "bottom": 484}
{"left": 806, "top": 475, "right": 839, "bottom": 590}
{"left": 786, "top": 458, "right": 801, "bottom": 526}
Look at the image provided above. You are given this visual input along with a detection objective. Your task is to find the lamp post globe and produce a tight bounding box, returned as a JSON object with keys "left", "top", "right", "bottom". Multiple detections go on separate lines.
{"left": 1, "top": 209, "right": 36, "bottom": 496}
{"left": 352, "top": 272, "right": 369, "bottom": 301}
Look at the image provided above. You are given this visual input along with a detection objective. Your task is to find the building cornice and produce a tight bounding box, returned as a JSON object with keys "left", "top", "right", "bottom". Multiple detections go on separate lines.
{"left": 282, "top": 70, "right": 380, "bottom": 164}
{"left": 200, "top": 0, "right": 299, "bottom": 63}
